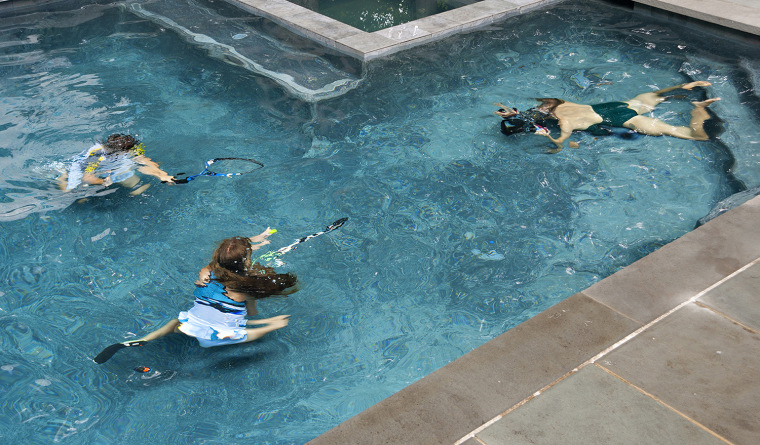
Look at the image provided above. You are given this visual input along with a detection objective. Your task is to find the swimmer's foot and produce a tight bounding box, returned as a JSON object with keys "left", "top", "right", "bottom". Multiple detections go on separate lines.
{"left": 93, "top": 340, "right": 146, "bottom": 364}
{"left": 682, "top": 81, "right": 711, "bottom": 90}
{"left": 692, "top": 97, "right": 720, "bottom": 107}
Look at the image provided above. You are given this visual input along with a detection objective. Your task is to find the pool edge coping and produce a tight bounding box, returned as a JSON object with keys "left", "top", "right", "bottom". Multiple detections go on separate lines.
{"left": 225, "top": 0, "right": 561, "bottom": 61}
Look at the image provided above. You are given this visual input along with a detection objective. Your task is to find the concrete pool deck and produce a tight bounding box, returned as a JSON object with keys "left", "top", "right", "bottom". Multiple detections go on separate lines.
{"left": 303, "top": 2, "right": 760, "bottom": 444}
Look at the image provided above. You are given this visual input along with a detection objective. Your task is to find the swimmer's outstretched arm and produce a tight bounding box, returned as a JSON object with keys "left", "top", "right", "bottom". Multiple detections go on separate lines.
{"left": 248, "top": 227, "right": 276, "bottom": 250}
{"left": 651, "top": 81, "right": 711, "bottom": 96}
{"left": 134, "top": 155, "right": 175, "bottom": 183}
{"left": 493, "top": 102, "right": 518, "bottom": 118}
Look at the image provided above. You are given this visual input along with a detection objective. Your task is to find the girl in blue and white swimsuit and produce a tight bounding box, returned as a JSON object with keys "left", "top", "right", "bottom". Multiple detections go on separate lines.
{"left": 58, "top": 133, "right": 175, "bottom": 195}
{"left": 124, "top": 229, "right": 298, "bottom": 348}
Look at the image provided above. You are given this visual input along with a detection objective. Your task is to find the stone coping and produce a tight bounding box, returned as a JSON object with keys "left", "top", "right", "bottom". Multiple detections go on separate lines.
{"left": 634, "top": 0, "right": 760, "bottom": 37}
{"left": 225, "top": 0, "right": 560, "bottom": 60}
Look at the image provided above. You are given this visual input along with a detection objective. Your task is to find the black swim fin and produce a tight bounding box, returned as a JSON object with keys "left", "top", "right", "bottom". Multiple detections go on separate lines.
{"left": 93, "top": 340, "right": 146, "bottom": 364}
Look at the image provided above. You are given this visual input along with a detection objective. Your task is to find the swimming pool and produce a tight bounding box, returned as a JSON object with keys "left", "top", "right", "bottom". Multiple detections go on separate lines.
{"left": 1, "top": 0, "right": 759, "bottom": 442}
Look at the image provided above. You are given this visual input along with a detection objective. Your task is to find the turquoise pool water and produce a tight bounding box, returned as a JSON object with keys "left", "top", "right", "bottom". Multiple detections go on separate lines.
{"left": 1, "top": 0, "right": 759, "bottom": 442}
{"left": 288, "top": 0, "right": 480, "bottom": 32}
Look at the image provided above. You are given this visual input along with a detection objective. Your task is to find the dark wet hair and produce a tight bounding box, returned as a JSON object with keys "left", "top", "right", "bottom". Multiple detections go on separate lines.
{"left": 534, "top": 98, "right": 564, "bottom": 115}
{"left": 209, "top": 237, "right": 298, "bottom": 299}
{"left": 103, "top": 134, "right": 138, "bottom": 154}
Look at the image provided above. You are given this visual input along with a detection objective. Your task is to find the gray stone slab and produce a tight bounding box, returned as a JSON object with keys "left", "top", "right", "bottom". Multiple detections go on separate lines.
{"left": 373, "top": 23, "right": 433, "bottom": 43}
{"left": 476, "top": 365, "right": 724, "bottom": 445}
{"left": 335, "top": 33, "right": 397, "bottom": 59}
{"left": 308, "top": 293, "right": 640, "bottom": 445}
{"left": 434, "top": 0, "right": 517, "bottom": 28}
{"left": 230, "top": 0, "right": 307, "bottom": 18}
{"left": 279, "top": 10, "right": 360, "bottom": 43}
{"left": 634, "top": 0, "right": 760, "bottom": 36}
{"left": 602, "top": 303, "right": 760, "bottom": 444}
{"left": 699, "top": 261, "right": 760, "bottom": 332}
{"left": 584, "top": 195, "right": 760, "bottom": 324}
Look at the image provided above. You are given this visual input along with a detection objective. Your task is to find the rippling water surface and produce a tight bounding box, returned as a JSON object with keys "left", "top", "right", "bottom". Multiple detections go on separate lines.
{"left": 1, "top": 0, "right": 759, "bottom": 442}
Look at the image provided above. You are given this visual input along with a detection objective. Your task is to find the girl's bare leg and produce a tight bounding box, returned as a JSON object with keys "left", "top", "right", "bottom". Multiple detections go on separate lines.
{"left": 133, "top": 319, "right": 182, "bottom": 343}
{"left": 246, "top": 314, "right": 290, "bottom": 326}
{"left": 623, "top": 98, "right": 720, "bottom": 140}
{"left": 626, "top": 81, "right": 712, "bottom": 114}
{"left": 241, "top": 316, "right": 290, "bottom": 343}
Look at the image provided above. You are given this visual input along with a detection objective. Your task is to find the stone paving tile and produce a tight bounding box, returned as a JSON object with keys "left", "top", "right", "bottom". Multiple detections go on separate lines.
{"left": 308, "top": 293, "right": 641, "bottom": 444}
{"left": 600, "top": 303, "right": 760, "bottom": 444}
{"left": 699, "top": 260, "right": 760, "bottom": 332}
{"left": 433, "top": 0, "right": 519, "bottom": 28}
{"left": 476, "top": 365, "right": 725, "bottom": 445}
{"left": 334, "top": 33, "right": 398, "bottom": 60}
{"left": 278, "top": 10, "right": 360, "bottom": 43}
{"left": 229, "top": 0, "right": 305, "bottom": 18}
{"left": 635, "top": 0, "right": 760, "bottom": 36}
{"left": 584, "top": 195, "right": 760, "bottom": 324}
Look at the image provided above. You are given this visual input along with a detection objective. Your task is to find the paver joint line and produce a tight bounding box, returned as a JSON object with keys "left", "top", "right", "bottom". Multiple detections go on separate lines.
{"left": 454, "top": 364, "right": 590, "bottom": 444}
{"left": 594, "top": 363, "right": 735, "bottom": 445}
{"left": 693, "top": 301, "right": 760, "bottom": 335}
{"left": 587, "top": 256, "right": 760, "bottom": 366}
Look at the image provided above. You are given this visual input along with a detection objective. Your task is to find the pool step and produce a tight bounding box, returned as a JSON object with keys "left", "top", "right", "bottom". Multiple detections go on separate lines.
{"left": 124, "top": 0, "right": 362, "bottom": 102}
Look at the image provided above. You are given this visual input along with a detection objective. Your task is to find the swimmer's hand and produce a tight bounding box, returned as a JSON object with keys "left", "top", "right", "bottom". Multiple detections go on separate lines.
{"left": 249, "top": 227, "right": 275, "bottom": 247}
{"left": 160, "top": 175, "right": 176, "bottom": 185}
{"left": 534, "top": 126, "right": 564, "bottom": 153}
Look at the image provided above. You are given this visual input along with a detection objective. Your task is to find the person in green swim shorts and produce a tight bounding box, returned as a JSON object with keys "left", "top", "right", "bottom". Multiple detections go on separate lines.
{"left": 495, "top": 81, "right": 720, "bottom": 152}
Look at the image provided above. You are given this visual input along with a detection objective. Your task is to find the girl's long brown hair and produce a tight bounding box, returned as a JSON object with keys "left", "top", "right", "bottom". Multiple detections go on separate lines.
{"left": 209, "top": 237, "right": 297, "bottom": 298}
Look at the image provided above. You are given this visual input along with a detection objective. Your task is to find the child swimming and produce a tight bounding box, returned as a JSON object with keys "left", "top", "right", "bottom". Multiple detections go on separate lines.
{"left": 495, "top": 81, "right": 720, "bottom": 152}
{"left": 94, "top": 228, "right": 299, "bottom": 363}
{"left": 58, "top": 133, "right": 175, "bottom": 195}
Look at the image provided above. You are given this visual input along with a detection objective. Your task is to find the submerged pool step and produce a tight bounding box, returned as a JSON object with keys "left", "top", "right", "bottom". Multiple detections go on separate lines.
{"left": 124, "top": 0, "right": 362, "bottom": 102}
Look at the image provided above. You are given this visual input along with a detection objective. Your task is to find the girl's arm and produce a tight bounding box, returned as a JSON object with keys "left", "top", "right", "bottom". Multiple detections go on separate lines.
{"left": 82, "top": 171, "right": 112, "bottom": 187}
{"left": 249, "top": 228, "right": 276, "bottom": 251}
{"left": 134, "top": 155, "right": 175, "bottom": 183}
{"left": 535, "top": 124, "right": 573, "bottom": 152}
